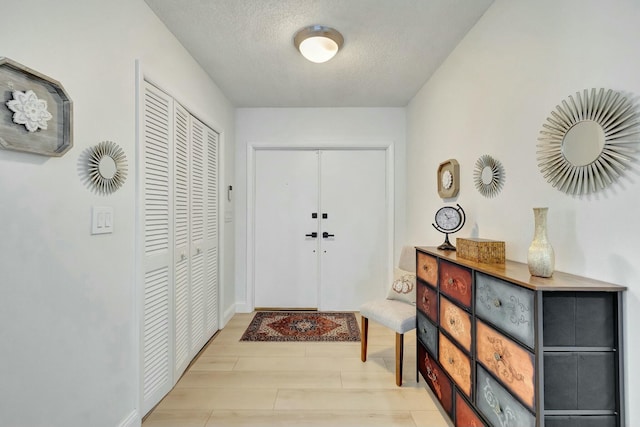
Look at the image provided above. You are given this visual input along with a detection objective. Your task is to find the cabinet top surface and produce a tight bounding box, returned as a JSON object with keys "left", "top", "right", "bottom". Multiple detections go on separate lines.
{"left": 416, "top": 246, "right": 626, "bottom": 292}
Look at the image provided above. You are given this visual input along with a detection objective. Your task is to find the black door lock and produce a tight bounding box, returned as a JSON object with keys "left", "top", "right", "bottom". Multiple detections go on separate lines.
{"left": 322, "top": 232, "right": 335, "bottom": 238}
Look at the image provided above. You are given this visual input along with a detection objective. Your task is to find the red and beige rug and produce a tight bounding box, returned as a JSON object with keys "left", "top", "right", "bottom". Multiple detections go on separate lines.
{"left": 240, "top": 311, "right": 360, "bottom": 342}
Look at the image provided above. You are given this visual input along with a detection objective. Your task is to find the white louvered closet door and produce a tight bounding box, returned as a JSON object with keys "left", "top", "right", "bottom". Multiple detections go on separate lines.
{"left": 173, "top": 103, "right": 190, "bottom": 378}
{"left": 188, "top": 118, "right": 220, "bottom": 354}
{"left": 140, "top": 81, "right": 220, "bottom": 415}
{"left": 204, "top": 128, "right": 219, "bottom": 336}
{"left": 189, "top": 118, "right": 207, "bottom": 354}
{"left": 173, "top": 108, "right": 219, "bottom": 375}
{"left": 141, "top": 81, "right": 174, "bottom": 415}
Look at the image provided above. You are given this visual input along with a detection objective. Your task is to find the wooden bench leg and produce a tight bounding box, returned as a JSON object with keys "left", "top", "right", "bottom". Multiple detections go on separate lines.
{"left": 396, "top": 332, "right": 404, "bottom": 387}
{"left": 360, "top": 316, "right": 368, "bottom": 362}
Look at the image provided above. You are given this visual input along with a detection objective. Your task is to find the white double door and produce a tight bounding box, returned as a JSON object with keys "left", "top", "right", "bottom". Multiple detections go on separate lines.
{"left": 254, "top": 149, "right": 389, "bottom": 311}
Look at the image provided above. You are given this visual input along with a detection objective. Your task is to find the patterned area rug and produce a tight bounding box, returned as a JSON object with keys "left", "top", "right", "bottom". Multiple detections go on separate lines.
{"left": 240, "top": 311, "right": 361, "bottom": 342}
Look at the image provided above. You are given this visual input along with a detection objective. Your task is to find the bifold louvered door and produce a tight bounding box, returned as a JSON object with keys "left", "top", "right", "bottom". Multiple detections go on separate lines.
{"left": 173, "top": 103, "right": 190, "bottom": 377}
{"left": 195, "top": 118, "right": 219, "bottom": 348}
{"left": 141, "top": 81, "right": 219, "bottom": 415}
{"left": 177, "top": 114, "right": 219, "bottom": 373}
{"left": 141, "top": 82, "right": 174, "bottom": 414}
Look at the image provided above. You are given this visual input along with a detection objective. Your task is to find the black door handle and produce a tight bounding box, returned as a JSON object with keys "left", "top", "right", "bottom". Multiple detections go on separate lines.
{"left": 322, "top": 232, "right": 335, "bottom": 238}
{"left": 305, "top": 232, "right": 318, "bottom": 238}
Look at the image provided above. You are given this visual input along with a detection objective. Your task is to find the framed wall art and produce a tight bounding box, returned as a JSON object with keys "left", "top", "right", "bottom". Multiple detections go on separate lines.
{"left": 0, "top": 57, "right": 73, "bottom": 157}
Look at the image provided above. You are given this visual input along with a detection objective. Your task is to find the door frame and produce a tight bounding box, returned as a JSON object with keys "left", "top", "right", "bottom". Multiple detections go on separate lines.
{"left": 246, "top": 142, "right": 394, "bottom": 312}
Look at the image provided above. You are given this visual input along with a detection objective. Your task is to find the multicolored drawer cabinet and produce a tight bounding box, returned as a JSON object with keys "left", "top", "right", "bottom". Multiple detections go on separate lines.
{"left": 415, "top": 247, "right": 626, "bottom": 427}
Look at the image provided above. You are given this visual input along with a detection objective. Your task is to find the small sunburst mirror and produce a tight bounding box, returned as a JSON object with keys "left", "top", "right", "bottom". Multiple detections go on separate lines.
{"left": 87, "top": 141, "right": 128, "bottom": 195}
{"left": 473, "top": 155, "right": 505, "bottom": 198}
{"left": 537, "top": 88, "right": 640, "bottom": 195}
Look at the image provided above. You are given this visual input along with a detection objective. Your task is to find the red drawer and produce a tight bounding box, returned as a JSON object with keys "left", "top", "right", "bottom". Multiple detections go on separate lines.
{"left": 455, "top": 392, "right": 486, "bottom": 427}
{"left": 439, "top": 260, "right": 472, "bottom": 309}
{"left": 418, "top": 343, "right": 453, "bottom": 415}
{"left": 417, "top": 281, "right": 438, "bottom": 323}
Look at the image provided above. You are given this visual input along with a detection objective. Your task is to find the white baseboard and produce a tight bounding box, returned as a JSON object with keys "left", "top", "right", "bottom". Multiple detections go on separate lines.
{"left": 117, "top": 409, "right": 139, "bottom": 427}
{"left": 222, "top": 304, "right": 236, "bottom": 327}
{"left": 234, "top": 301, "right": 253, "bottom": 314}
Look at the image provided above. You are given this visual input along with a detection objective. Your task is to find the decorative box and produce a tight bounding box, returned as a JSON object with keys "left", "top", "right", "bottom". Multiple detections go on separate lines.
{"left": 456, "top": 238, "right": 505, "bottom": 264}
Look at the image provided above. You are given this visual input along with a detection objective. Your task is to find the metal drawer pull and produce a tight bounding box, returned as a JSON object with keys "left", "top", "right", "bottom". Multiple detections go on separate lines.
{"left": 493, "top": 298, "right": 502, "bottom": 307}
{"left": 494, "top": 352, "right": 501, "bottom": 361}
{"left": 423, "top": 264, "right": 429, "bottom": 271}
{"left": 448, "top": 278, "right": 454, "bottom": 285}
{"left": 448, "top": 357, "right": 454, "bottom": 364}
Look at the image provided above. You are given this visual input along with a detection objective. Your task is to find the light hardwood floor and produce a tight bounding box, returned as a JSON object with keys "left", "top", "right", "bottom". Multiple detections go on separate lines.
{"left": 143, "top": 312, "right": 452, "bottom": 427}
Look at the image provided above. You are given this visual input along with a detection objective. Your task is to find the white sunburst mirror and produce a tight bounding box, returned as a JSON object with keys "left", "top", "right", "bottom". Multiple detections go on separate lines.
{"left": 537, "top": 88, "right": 640, "bottom": 195}
{"left": 87, "top": 141, "right": 128, "bottom": 195}
{"left": 474, "top": 154, "right": 505, "bottom": 198}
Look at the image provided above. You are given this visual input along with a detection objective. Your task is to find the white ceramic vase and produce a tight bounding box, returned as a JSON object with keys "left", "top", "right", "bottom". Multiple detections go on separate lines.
{"left": 527, "top": 207, "right": 555, "bottom": 278}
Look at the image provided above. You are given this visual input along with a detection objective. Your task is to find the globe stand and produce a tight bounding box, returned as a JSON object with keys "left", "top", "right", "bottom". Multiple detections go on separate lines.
{"left": 432, "top": 204, "right": 466, "bottom": 252}
{"left": 437, "top": 233, "right": 456, "bottom": 251}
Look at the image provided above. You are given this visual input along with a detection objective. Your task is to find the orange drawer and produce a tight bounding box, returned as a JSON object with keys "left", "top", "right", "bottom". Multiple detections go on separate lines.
{"left": 440, "top": 296, "right": 472, "bottom": 353}
{"left": 418, "top": 343, "right": 453, "bottom": 415}
{"left": 439, "top": 260, "right": 472, "bottom": 309}
{"left": 476, "top": 319, "right": 535, "bottom": 410}
{"left": 455, "top": 392, "right": 486, "bottom": 427}
{"left": 417, "top": 251, "right": 438, "bottom": 286}
{"left": 417, "top": 281, "right": 438, "bottom": 323}
{"left": 439, "top": 332, "right": 472, "bottom": 397}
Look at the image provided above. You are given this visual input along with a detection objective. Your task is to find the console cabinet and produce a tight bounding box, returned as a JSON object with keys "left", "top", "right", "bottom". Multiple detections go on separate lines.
{"left": 415, "top": 247, "right": 625, "bottom": 427}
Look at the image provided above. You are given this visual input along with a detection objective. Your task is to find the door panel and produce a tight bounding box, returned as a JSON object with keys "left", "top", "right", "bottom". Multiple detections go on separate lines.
{"left": 173, "top": 103, "right": 190, "bottom": 377}
{"left": 141, "top": 81, "right": 173, "bottom": 414}
{"left": 319, "top": 150, "right": 387, "bottom": 310}
{"left": 253, "top": 148, "right": 388, "bottom": 311}
{"left": 254, "top": 150, "right": 319, "bottom": 308}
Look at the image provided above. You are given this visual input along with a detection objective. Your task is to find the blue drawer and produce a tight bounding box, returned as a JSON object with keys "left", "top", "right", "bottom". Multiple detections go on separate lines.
{"left": 417, "top": 310, "right": 438, "bottom": 357}
{"left": 476, "top": 366, "right": 535, "bottom": 427}
{"left": 475, "top": 272, "right": 535, "bottom": 349}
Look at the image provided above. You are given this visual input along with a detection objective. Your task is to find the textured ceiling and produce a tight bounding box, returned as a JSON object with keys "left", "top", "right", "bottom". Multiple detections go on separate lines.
{"left": 145, "top": 0, "right": 494, "bottom": 107}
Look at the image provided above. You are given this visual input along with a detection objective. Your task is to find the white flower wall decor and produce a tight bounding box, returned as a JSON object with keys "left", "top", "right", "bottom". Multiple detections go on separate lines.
{"left": 6, "top": 89, "right": 53, "bottom": 132}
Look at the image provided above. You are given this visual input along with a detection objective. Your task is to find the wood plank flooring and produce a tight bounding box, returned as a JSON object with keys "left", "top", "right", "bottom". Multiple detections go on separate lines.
{"left": 143, "top": 312, "right": 451, "bottom": 427}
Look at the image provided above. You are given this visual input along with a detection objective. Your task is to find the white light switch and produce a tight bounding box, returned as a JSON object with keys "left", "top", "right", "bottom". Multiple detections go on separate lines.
{"left": 92, "top": 206, "right": 114, "bottom": 234}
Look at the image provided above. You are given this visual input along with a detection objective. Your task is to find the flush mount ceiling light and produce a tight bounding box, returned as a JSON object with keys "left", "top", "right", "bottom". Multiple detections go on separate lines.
{"left": 294, "top": 25, "right": 344, "bottom": 63}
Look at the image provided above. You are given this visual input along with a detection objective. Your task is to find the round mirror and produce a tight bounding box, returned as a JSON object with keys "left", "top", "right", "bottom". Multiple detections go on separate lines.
{"left": 98, "top": 155, "right": 117, "bottom": 179}
{"left": 473, "top": 155, "right": 505, "bottom": 198}
{"left": 537, "top": 88, "right": 640, "bottom": 195}
{"left": 562, "top": 120, "right": 605, "bottom": 166}
{"left": 481, "top": 166, "right": 494, "bottom": 185}
{"left": 86, "top": 141, "right": 128, "bottom": 195}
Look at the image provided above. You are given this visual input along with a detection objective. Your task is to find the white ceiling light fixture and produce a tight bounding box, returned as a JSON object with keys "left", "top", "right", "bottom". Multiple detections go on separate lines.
{"left": 294, "top": 25, "right": 344, "bottom": 63}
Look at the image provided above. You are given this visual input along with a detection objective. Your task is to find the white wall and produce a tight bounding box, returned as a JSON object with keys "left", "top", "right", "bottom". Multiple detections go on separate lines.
{"left": 234, "top": 108, "right": 406, "bottom": 311}
{"left": 0, "top": 1, "right": 234, "bottom": 426}
{"left": 406, "top": 0, "right": 640, "bottom": 425}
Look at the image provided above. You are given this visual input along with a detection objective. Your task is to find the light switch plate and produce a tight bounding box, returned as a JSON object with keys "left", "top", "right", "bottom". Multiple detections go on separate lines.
{"left": 92, "top": 206, "right": 114, "bottom": 234}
